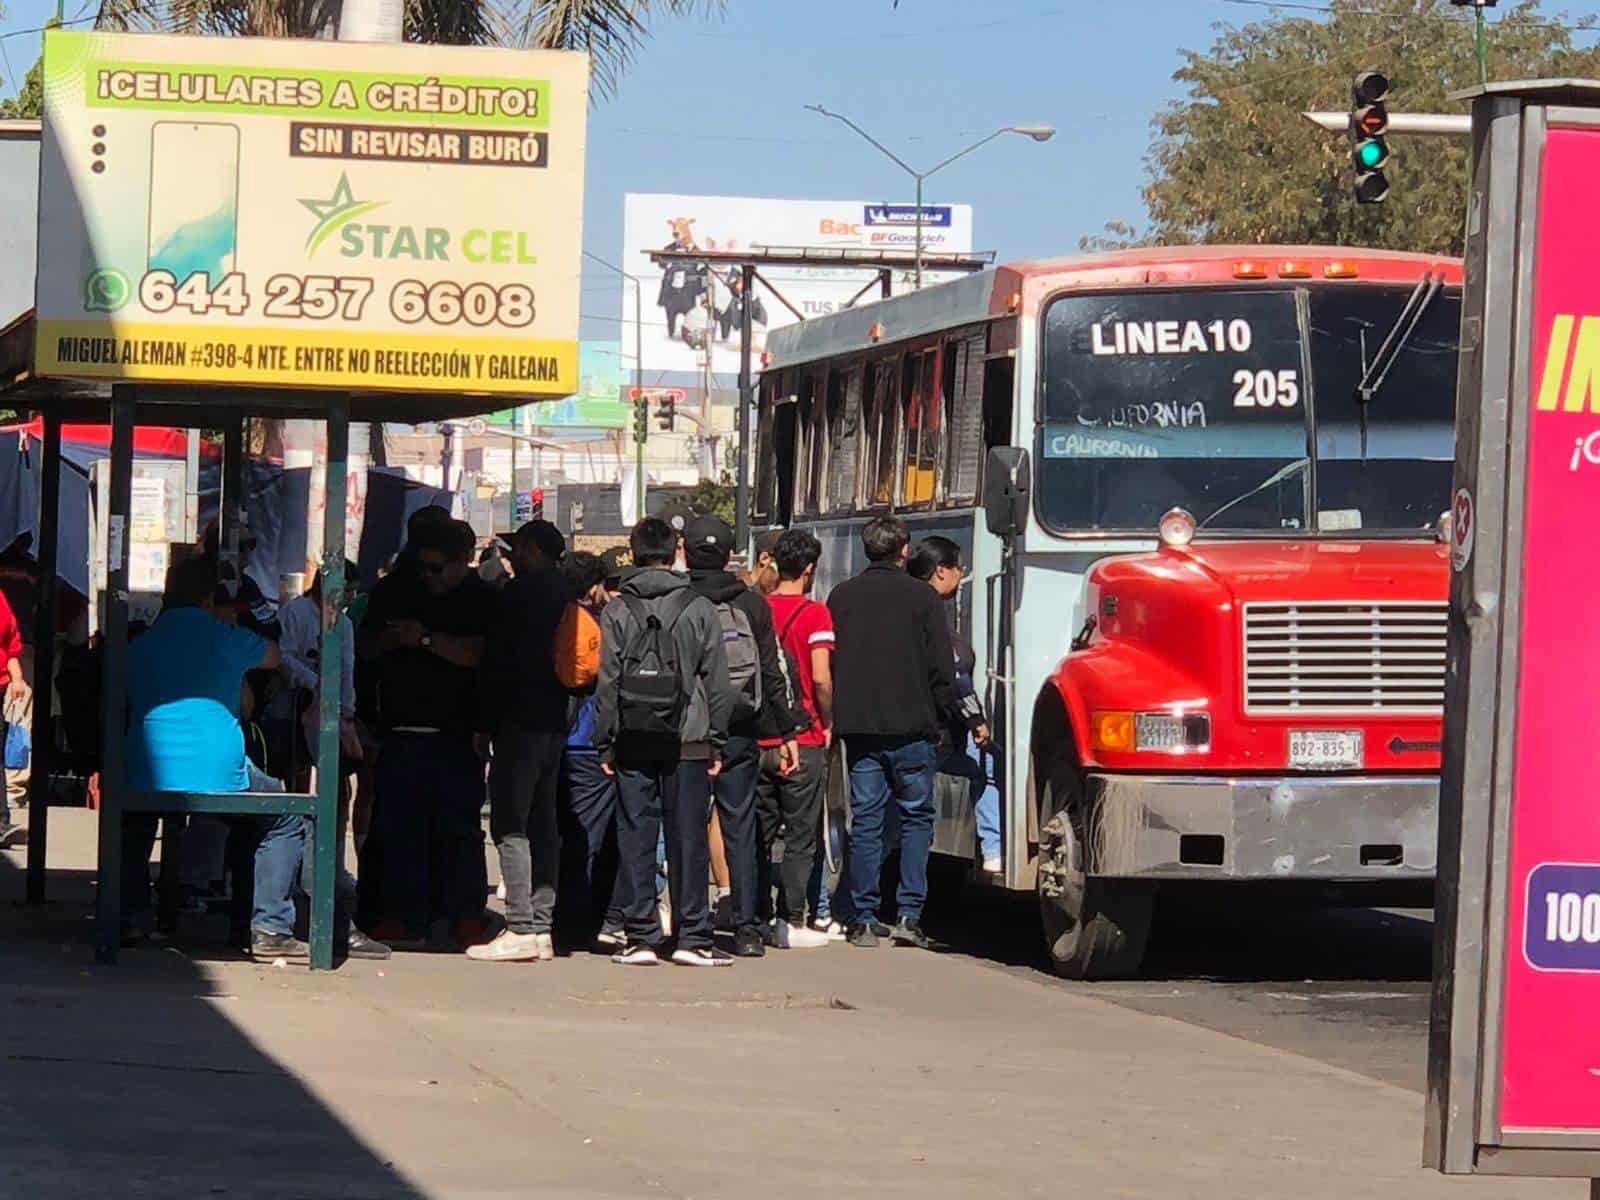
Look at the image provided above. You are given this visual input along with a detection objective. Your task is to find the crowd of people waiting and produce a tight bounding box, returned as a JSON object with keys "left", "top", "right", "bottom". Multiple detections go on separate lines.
{"left": 114, "top": 504, "right": 996, "bottom": 967}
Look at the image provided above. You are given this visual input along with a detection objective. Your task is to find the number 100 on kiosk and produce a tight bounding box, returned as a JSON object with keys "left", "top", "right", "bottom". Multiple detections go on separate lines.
{"left": 1525, "top": 863, "right": 1600, "bottom": 971}
{"left": 33, "top": 30, "right": 587, "bottom": 395}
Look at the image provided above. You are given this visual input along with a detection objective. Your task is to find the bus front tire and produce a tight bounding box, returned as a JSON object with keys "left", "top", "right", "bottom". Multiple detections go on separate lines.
{"left": 1037, "top": 779, "right": 1152, "bottom": 980}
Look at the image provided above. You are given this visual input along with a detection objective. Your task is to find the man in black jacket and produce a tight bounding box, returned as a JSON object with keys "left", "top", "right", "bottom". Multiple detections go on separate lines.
{"left": 683, "top": 515, "right": 803, "bottom": 957}
{"left": 828, "top": 516, "right": 974, "bottom": 949}
{"left": 469, "top": 520, "right": 570, "bottom": 964}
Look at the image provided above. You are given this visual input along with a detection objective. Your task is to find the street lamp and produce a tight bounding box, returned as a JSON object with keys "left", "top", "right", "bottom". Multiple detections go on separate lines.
{"left": 806, "top": 105, "right": 1055, "bottom": 288}
{"left": 582, "top": 250, "right": 646, "bottom": 522}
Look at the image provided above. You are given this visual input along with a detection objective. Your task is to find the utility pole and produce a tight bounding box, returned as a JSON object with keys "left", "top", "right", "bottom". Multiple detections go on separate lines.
{"left": 583, "top": 251, "right": 646, "bottom": 521}
{"left": 1451, "top": 0, "right": 1495, "bottom": 86}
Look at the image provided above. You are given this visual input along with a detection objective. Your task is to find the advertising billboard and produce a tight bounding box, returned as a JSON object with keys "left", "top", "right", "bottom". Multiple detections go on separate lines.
{"left": 34, "top": 30, "right": 587, "bottom": 395}
{"left": 527, "top": 341, "right": 631, "bottom": 429}
{"left": 621, "top": 193, "right": 973, "bottom": 375}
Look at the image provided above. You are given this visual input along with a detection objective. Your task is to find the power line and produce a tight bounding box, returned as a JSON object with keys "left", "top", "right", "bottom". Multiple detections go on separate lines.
{"left": 0, "top": 14, "right": 96, "bottom": 44}
{"left": 683, "top": 7, "right": 1069, "bottom": 43}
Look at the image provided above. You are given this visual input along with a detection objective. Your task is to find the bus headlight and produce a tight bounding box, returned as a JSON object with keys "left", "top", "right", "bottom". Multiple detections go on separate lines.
{"left": 1135, "top": 711, "right": 1211, "bottom": 753}
{"left": 1094, "top": 710, "right": 1212, "bottom": 753}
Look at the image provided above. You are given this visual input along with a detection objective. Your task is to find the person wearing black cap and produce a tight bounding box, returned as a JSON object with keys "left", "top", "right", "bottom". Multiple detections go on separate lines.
{"left": 683, "top": 514, "right": 804, "bottom": 958}
{"left": 470, "top": 520, "right": 570, "bottom": 963}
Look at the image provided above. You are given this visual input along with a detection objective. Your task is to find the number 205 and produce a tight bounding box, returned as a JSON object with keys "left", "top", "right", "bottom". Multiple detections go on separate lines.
{"left": 1232, "top": 368, "right": 1300, "bottom": 408}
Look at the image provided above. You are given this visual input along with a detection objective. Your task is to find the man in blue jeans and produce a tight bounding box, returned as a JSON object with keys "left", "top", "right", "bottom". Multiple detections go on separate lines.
{"left": 828, "top": 516, "right": 975, "bottom": 949}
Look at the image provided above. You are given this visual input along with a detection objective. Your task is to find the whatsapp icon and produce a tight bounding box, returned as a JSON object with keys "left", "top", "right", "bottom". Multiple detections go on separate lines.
{"left": 84, "top": 268, "right": 131, "bottom": 312}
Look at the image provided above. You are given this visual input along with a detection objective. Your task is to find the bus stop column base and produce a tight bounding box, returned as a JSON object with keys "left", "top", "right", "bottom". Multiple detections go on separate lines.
{"left": 308, "top": 398, "right": 349, "bottom": 971}
{"left": 94, "top": 387, "right": 136, "bottom": 965}
{"left": 25, "top": 412, "right": 62, "bottom": 904}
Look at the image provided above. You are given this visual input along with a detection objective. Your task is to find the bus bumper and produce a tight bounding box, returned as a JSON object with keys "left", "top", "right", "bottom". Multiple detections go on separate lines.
{"left": 1083, "top": 772, "right": 1438, "bottom": 880}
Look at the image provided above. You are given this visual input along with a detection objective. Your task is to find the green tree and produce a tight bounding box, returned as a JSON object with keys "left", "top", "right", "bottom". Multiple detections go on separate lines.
{"left": 1142, "top": 0, "right": 1600, "bottom": 255}
{"left": 97, "top": 0, "right": 722, "bottom": 96}
{"left": 0, "top": 52, "right": 42, "bottom": 118}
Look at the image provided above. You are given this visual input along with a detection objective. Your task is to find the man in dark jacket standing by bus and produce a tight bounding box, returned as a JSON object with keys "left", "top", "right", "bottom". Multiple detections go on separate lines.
{"left": 683, "top": 515, "right": 803, "bottom": 957}
{"left": 594, "top": 516, "right": 735, "bottom": 967}
{"left": 829, "top": 516, "right": 972, "bottom": 949}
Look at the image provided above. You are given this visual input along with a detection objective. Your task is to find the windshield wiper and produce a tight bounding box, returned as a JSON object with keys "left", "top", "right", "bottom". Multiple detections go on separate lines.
{"left": 1199, "top": 458, "right": 1309, "bottom": 530}
{"left": 1351, "top": 271, "right": 1442, "bottom": 458}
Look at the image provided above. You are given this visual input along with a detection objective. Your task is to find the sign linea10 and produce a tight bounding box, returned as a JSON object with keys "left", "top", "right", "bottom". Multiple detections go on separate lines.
{"left": 34, "top": 30, "right": 588, "bottom": 395}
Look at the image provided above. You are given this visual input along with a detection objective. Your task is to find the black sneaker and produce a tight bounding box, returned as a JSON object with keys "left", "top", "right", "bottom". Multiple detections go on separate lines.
{"left": 345, "top": 929, "right": 392, "bottom": 961}
{"left": 733, "top": 926, "right": 766, "bottom": 958}
{"left": 0, "top": 823, "right": 25, "bottom": 850}
{"left": 891, "top": 918, "right": 931, "bottom": 949}
{"left": 251, "top": 930, "right": 310, "bottom": 961}
{"left": 671, "top": 945, "right": 734, "bottom": 967}
{"left": 847, "top": 922, "right": 879, "bottom": 949}
{"left": 870, "top": 919, "right": 893, "bottom": 938}
{"left": 612, "top": 941, "right": 661, "bottom": 966}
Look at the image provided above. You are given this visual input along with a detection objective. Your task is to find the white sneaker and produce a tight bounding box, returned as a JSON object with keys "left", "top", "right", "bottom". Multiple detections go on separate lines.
{"left": 982, "top": 855, "right": 1002, "bottom": 874}
{"left": 612, "top": 942, "right": 661, "bottom": 966}
{"left": 594, "top": 927, "right": 625, "bottom": 951}
{"left": 811, "top": 919, "right": 847, "bottom": 942}
{"left": 776, "top": 920, "right": 829, "bottom": 950}
{"left": 465, "top": 929, "right": 541, "bottom": 962}
{"left": 534, "top": 932, "right": 555, "bottom": 961}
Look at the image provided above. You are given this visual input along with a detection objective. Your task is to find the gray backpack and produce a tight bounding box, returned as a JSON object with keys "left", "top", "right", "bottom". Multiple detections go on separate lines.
{"left": 715, "top": 600, "right": 761, "bottom": 723}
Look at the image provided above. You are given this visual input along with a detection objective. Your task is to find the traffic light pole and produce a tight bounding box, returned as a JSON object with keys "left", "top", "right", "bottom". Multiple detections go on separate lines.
{"left": 633, "top": 274, "right": 645, "bottom": 522}
{"left": 1302, "top": 111, "right": 1472, "bottom": 136}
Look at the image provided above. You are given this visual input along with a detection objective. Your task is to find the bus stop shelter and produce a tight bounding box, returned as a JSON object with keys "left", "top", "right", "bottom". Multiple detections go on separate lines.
{"left": 1, "top": 307, "right": 506, "bottom": 969}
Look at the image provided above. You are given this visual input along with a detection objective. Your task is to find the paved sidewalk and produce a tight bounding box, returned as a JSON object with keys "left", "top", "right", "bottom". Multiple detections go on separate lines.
{"left": 0, "top": 809, "right": 1575, "bottom": 1199}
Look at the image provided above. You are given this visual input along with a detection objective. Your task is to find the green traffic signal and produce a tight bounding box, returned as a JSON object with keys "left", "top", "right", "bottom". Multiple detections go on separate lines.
{"left": 1355, "top": 139, "right": 1388, "bottom": 169}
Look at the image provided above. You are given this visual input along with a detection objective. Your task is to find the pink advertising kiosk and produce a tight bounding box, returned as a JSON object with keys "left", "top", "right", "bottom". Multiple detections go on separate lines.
{"left": 1430, "top": 80, "right": 1600, "bottom": 1191}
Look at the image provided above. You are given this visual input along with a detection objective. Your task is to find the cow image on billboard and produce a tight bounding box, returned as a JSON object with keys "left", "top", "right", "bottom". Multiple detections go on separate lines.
{"left": 620, "top": 194, "right": 974, "bottom": 376}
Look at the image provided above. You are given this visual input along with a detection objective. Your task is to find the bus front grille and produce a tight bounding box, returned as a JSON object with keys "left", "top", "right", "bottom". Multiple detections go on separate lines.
{"left": 1242, "top": 601, "right": 1447, "bottom": 714}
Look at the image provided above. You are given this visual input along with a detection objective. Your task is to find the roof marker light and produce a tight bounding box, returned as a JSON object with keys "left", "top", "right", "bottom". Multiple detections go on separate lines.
{"left": 1324, "top": 261, "right": 1359, "bottom": 278}
{"left": 1232, "top": 261, "right": 1268, "bottom": 279}
{"left": 1158, "top": 507, "right": 1197, "bottom": 548}
{"left": 1278, "top": 261, "right": 1312, "bottom": 278}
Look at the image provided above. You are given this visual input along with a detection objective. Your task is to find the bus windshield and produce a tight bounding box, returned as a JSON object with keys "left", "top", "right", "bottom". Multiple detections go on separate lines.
{"left": 1036, "top": 284, "right": 1459, "bottom": 535}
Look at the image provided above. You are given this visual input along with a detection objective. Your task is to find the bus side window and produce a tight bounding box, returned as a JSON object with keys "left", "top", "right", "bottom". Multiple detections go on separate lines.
{"left": 807, "top": 370, "right": 833, "bottom": 515}
{"left": 983, "top": 355, "right": 1015, "bottom": 452}
{"left": 754, "top": 378, "right": 777, "bottom": 523}
{"left": 944, "top": 329, "right": 987, "bottom": 505}
{"left": 794, "top": 375, "right": 816, "bottom": 517}
{"left": 826, "top": 364, "right": 862, "bottom": 514}
{"left": 773, "top": 394, "right": 799, "bottom": 527}
{"left": 864, "top": 360, "right": 900, "bottom": 508}
{"left": 901, "top": 349, "right": 940, "bottom": 509}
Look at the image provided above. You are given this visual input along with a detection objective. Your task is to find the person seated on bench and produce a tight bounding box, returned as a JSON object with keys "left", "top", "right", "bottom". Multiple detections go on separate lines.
{"left": 121, "top": 556, "right": 308, "bottom": 961}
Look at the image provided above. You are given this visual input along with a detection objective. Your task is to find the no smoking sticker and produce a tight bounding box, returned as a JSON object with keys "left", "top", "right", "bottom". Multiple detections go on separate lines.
{"left": 1451, "top": 487, "right": 1475, "bottom": 572}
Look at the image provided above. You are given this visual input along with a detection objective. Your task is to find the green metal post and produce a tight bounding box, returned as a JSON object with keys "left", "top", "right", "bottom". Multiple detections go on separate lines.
{"left": 309, "top": 399, "right": 348, "bottom": 970}
{"left": 95, "top": 387, "right": 135, "bottom": 965}
{"left": 1475, "top": 4, "right": 1488, "bottom": 86}
{"left": 25, "top": 413, "right": 61, "bottom": 904}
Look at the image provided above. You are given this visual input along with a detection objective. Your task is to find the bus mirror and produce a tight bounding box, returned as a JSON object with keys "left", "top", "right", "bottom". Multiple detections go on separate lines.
{"left": 983, "top": 447, "right": 1031, "bottom": 539}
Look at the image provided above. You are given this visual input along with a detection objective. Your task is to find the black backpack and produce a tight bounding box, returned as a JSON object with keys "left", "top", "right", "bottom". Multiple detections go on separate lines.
{"left": 774, "top": 600, "right": 813, "bottom": 723}
{"left": 617, "top": 591, "right": 696, "bottom": 738}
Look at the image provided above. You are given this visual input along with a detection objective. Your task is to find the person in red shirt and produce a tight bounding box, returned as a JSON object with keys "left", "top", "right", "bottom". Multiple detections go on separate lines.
{"left": 0, "top": 584, "right": 30, "bottom": 848}
{"left": 755, "top": 529, "right": 834, "bottom": 949}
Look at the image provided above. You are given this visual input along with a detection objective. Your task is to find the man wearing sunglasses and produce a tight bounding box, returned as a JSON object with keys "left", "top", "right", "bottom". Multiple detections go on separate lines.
{"left": 358, "top": 519, "right": 497, "bottom": 950}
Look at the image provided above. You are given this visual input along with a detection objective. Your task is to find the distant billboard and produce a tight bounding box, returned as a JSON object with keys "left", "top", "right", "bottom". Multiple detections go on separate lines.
{"left": 621, "top": 193, "right": 974, "bottom": 375}
{"left": 525, "top": 341, "right": 630, "bottom": 428}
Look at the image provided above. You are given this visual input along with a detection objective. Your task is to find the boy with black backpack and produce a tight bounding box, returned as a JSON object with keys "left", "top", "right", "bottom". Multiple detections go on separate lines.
{"left": 594, "top": 517, "right": 735, "bottom": 967}
{"left": 683, "top": 515, "right": 804, "bottom": 958}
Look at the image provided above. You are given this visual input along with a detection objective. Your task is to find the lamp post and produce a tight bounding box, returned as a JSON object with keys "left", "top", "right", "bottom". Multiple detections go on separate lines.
{"left": 583, "top": 250, "right": 646, "bottom": 521}
{"left": 806, "top": 106, "right": 1054, "bottom": 288}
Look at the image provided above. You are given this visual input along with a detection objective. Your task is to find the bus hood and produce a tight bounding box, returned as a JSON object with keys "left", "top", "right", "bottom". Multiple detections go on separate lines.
{"left": 1166, "top": 539, "right": 1450, "bottom": 604}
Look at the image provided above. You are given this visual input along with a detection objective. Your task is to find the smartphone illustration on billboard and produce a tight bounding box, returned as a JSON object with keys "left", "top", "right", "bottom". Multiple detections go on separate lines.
{"left": 147, "top": 121, "right": 240, "bottom": 280}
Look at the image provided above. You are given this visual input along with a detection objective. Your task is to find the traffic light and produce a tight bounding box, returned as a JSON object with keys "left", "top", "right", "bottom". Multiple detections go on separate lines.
{"left": 528, "top": 487, "right": 544, "bottom": 520}
{"left": 633, "top": 396, "right": 648, "bottom": 445}
{"left": 656, "top": 395, "right": 676, "bottom": 432}
{"left": 1350, "top": 70, "right": 1390, "bottom": 204}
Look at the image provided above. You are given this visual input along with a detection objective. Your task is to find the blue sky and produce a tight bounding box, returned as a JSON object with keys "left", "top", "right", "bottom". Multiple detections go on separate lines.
{"left": 5, "top": 0, "right": 1600, "bottom": 341}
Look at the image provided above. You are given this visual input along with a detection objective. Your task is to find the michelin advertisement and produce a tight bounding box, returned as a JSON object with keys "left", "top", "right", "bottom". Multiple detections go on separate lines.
{"left": 34, "top": 30, "right": 587, "bottom": 395}
{"left": 621, "top": 193, "right": 974, "bottom": 376}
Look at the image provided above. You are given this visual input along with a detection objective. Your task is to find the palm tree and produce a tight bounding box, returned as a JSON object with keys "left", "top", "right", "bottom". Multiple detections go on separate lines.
{"left": 97, "top": 0, "right": 724, "bottom": 96}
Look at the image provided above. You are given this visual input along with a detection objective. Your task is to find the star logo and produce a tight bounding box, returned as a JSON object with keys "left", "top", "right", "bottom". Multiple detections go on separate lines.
{"left": 299, "top": 173, "right": 387, "bottom": 256}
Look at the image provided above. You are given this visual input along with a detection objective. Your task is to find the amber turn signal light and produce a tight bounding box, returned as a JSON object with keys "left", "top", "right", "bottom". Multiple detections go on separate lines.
{"left": 1091, "top": 711, "right": 1136, "bottom": 752}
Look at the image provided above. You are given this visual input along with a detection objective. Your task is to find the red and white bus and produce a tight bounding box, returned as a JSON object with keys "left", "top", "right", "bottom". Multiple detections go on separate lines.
{"left": 757, "top": 245, "right": 1460, "bottom": 977}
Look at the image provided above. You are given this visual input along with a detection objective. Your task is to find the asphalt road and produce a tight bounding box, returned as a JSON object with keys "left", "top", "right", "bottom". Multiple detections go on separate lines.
{"left": 924, "top": 887, "right": 1435, "bottom": 1093}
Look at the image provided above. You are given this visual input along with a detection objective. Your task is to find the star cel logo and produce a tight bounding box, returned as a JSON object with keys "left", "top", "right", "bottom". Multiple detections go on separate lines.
{"left": 299, "top": 173, "right": 387, "bottom": 256}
